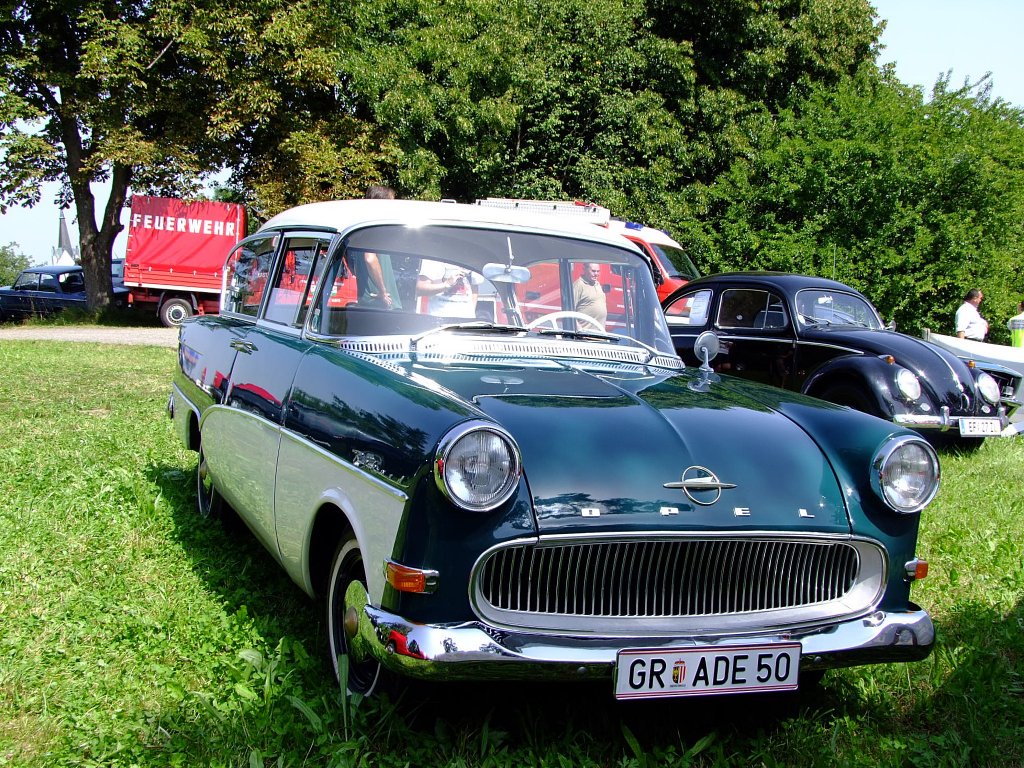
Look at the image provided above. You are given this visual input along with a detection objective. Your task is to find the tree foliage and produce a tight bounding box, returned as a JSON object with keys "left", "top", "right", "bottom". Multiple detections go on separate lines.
{"left": 3, "top": 0, "right": 1023, "bottom": 336}
{"left": 0, "top": 241, "right": 30, "bottom": 286}
{"left": 0, "top": 0, "right": 346, "bottom": 309}
{"left": 693, "top": 68, "right": 1024, "bottom": 338}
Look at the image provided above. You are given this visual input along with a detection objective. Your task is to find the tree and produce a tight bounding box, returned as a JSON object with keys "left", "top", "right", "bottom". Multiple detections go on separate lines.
{"left": 0, "top": 0, "right": 343, "bottom": 310}
{"left": 327, "top": 0, "right": 884, "bottom": 238}
{"left": 0, "top": 242, "right": 30, "bottom": 286}
{"left": 693, "top": 67, "right": 1024, "bottom": 338}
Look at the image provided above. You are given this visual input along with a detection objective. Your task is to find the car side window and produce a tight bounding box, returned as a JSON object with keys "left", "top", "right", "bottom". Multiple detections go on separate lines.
{"left": 664, "top": 289, "right": 712, "bottom": 326}
{"left": 223, "top": 235, "right": 278, "bottom": 318}
{"left": 60, "top": 272, "right": 85, "bottom": 293}
{"left": 37, "top": 274, "right": 59, "bottom": 293}
{"left": 717, "top": 289, "right": 787, "bottom": 330}
{"left": 264, "top": 237, "right": 332, "bottom": 327}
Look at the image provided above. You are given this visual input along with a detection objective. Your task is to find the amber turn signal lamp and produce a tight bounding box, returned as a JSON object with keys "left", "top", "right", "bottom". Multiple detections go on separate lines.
{"left": 904, "top": 558, "right": 929, "bottom": 581}
{"left": 385, "top": 560, "right": 439, "bottom": 594}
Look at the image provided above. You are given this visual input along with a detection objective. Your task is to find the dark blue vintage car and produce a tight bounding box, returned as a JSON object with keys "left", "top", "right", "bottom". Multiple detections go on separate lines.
{"left": 0, "top": 263, "right": 129, "bottom": 320}
{"left": 0, "top": 265, "right": 87, "bottom": 320}
{"left": 170, "top": 201, "right": 938, "bottom": 700}
{"left": 663, "top": 272, "right": 1008, "bottom": 449}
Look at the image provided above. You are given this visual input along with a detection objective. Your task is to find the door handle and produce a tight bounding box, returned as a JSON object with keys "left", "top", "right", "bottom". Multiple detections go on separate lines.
{"left": 230, "top": 339, "right": 257, "bottom": 354}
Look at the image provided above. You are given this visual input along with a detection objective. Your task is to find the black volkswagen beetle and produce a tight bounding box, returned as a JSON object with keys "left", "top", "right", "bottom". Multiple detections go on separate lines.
{"left": 662, "top": 272, "right": 1007, "bottom": 448}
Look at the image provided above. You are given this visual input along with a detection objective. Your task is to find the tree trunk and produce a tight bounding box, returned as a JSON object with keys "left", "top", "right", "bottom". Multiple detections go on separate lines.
{"left": 72, "top": 164, "right": 132, "bottom": 313}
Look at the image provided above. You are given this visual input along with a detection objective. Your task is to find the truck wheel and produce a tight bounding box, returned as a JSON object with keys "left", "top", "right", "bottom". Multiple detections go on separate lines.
{"left": 327, "top": 538, "right": 387, "bottom": 696}
{"left": 160, "top": 298, "right": 193, "bottom": 327}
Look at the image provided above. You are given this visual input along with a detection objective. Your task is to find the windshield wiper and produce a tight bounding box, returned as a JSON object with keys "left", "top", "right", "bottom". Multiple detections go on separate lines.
{"left": 410, "top": 321, "right": 530, "bottom": 358}
{"left": 532, "top": 326, "right": 668, "bottom": 364}
{"left": 530, "top": 326, "right": 620, "bottom": 342}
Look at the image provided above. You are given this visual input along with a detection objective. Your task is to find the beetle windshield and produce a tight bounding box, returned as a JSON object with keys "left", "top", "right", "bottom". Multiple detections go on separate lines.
{"left": 307, "top": 224, "right": 676, "bottom": 354}
{"left": 795, "top": 289, "right": 883, "bottom": 329}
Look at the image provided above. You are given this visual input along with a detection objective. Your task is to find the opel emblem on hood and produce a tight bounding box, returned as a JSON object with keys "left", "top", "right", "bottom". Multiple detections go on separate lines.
{"left": 664, "top": 466, "right": 737, "bottom": 506}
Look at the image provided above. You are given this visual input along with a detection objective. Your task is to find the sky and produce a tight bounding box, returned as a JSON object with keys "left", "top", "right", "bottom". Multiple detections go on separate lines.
{"left": 1, "top": 1, "right": 1022, "bottom": 266}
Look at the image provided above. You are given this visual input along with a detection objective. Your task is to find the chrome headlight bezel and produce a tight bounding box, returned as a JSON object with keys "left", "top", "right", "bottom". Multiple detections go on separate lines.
{"left": 894, "top": 367, "right": 922, "bottom": 402}
{"left": 434, "top": 421, "right": 522, "bottom": 512}
{"left": 976, "top": 371, "right": 1000, "bottom": 405}
{"left": 871, "top": 435, "right": 940, "bottom": 514}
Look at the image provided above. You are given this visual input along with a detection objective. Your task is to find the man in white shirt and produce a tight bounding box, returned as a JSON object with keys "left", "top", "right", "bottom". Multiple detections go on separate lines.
{"left": 417, "top": 261, "right": 477, "bottom": 318}
{"left": 955, "top": 288, "right": 988, "bottom": 341}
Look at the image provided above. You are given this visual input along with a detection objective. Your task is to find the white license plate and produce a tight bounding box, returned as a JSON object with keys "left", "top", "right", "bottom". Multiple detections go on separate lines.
{"left": 614, "top": 643, "right": 801, "bottom": 700}
{"left": 959, "top": 418, "right": 1001, "bottom": 436}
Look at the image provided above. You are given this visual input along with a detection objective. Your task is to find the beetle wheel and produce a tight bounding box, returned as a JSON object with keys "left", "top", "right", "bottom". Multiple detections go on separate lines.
{"left": 196, "top": 443, "right": 224, "bottom": 519}
{"left": 327, "top": 538, "right": 383, "bottom": 695}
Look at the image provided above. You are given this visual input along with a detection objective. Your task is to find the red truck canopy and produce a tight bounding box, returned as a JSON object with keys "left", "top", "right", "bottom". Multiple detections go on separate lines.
{"left": 124, "top": 196, "right": 246, "bottom": 288}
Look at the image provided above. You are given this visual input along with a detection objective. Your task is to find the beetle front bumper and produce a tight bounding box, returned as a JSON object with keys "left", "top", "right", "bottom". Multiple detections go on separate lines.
{"left": 894, "top": 404, "right": 1007, "bottom": 433}
{"left": 349, "top": 602, "right": 934, "bottom": 682}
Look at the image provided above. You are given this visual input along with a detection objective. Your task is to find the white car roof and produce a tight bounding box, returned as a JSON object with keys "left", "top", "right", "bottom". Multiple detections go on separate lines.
{"left": 259, "top": 199, "right": 640, "bottom": 251}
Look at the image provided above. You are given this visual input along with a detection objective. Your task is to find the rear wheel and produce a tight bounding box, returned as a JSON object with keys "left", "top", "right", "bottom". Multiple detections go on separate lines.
{"left": 196, "top": 443, "right": 224, "bottom": 519}
{"left": 327, "top": 538, "right": 384, "bottom": 695}
{"left": 160, "top": 297, "right": 193, "bottom": 327}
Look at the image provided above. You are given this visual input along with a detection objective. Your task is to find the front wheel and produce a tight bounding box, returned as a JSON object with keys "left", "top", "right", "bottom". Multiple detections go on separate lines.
{"left": 160, "top": 297, "right": 193, "bottom": 327}
{"left": 818, "top": 383, "right": 880, "bottom": 418}
{"left": 327, "top": 538, "right": 385, "bottom": 696}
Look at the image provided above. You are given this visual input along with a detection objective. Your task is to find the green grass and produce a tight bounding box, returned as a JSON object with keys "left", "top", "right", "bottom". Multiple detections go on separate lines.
{"left": 0, "top": 339, "right": 1022, "bottom": 767}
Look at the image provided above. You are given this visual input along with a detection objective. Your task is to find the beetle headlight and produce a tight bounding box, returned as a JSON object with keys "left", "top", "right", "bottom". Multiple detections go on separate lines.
{"left": 871, "top": 436, "right": 940, "bottom": 513}
{"left": 895, "top": 367, "right": 922, "bottom": 401}
{"left": 435, "top": 422, "right": 521, "bottom": 511}
{"left": 976, "top": 371, "right": 1000, "bottom": 405}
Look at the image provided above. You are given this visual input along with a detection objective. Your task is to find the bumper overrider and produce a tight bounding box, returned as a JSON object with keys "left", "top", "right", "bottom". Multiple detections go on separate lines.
{"left": 346, "top": 587, "right": 934, "bottom": 683}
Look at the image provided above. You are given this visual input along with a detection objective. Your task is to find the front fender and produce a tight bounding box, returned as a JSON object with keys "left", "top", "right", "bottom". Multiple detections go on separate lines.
{"left": 803, "top": 355, "right": 904, "bottom": 417}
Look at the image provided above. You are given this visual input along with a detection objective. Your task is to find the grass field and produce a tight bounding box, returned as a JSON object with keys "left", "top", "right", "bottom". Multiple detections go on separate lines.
{"left": 0, "top": 339, "right": 1021, "bottom": 767}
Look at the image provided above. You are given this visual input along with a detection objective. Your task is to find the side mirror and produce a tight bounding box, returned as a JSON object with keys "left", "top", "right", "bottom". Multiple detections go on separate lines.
{"left": 694, "top": 331, "right": 720, "bottom": 371}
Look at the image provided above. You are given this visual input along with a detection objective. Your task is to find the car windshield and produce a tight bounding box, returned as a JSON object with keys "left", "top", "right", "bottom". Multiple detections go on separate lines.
{"left": 795, "top": 289, "right": 883, "bottom": 329}
{"left": 651, "top": 243, "right": 700, "bottom": 281}
{"left": 306, "top": 224, "right": 676, "bottom": 356}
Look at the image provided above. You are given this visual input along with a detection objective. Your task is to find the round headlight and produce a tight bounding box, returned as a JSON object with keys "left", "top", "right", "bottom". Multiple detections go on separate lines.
{"left": 895, "top": 367, "right": 922, "bottom": 401}
{"left": 871, "top": 436, "right": 940, "bottom": 513}
{"left": 435, "top": 422, "right": 521, "bottom": 511}
{"left": 976, "top": 371, "right": 1000, "bottom": 405}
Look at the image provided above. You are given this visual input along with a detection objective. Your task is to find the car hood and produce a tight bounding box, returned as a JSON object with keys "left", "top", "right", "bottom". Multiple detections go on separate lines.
{"left": 414, "top": 361, "right": 852, "bottom": 535}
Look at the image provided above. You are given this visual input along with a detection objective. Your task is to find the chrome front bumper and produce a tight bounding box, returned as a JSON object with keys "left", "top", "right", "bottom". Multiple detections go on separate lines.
{"left": 351, "top": 603, "right": 934, "bottom": 682}
{"left": 894, "top": 404, "right": 1006, "bottom": 433}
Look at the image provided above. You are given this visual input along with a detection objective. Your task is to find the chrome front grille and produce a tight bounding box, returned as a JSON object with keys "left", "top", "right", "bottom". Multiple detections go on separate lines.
{"left": 473, "top": 537, "right": 885, "bottom": 634}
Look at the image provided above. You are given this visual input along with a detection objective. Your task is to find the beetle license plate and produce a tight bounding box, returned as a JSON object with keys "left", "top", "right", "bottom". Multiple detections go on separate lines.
{"left": 614, "top": 643, "right": 801, "bottom": 699}
{"left": 959, "top": 418, "right": 1002, "bottom": 436}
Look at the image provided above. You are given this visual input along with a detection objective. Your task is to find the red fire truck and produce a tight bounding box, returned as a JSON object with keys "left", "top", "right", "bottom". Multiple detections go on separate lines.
{"left": 123, "top": 195, "right": 247, "bottom": 326}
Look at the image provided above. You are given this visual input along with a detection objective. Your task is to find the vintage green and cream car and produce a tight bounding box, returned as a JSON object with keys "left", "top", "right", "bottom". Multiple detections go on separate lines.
{"left": 170, "top": 199, "right": 938, "bottom": 700}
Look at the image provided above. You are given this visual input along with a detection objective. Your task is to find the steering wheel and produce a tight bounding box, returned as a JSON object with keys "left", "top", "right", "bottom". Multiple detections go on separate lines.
{"left": 527, "top": 310, "right": 605, "bottom": 332}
